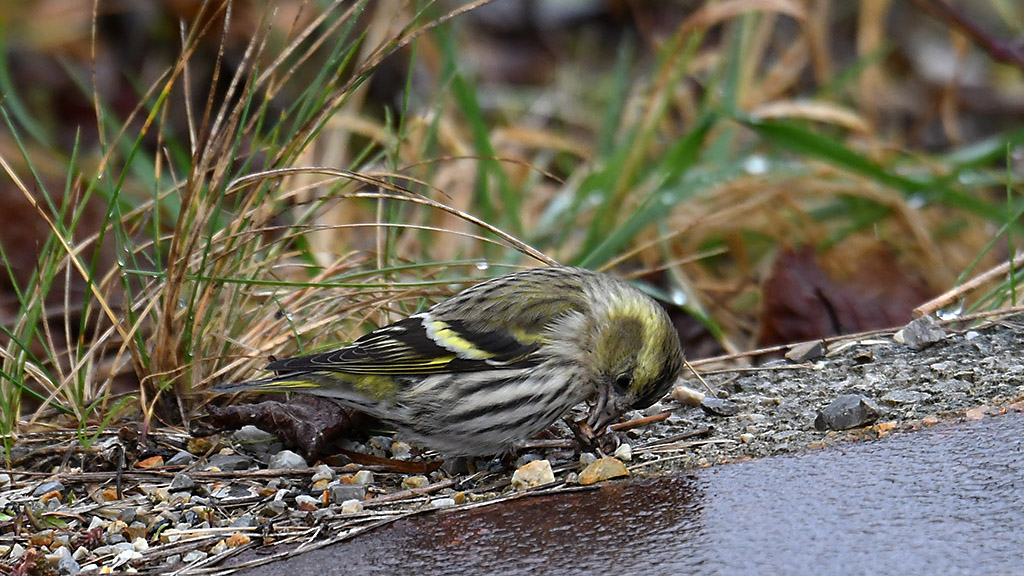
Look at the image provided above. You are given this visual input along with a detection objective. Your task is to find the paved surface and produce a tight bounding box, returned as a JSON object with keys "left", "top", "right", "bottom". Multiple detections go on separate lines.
{"left": 237, "top": 411, "right": 1024, "bottom": 575}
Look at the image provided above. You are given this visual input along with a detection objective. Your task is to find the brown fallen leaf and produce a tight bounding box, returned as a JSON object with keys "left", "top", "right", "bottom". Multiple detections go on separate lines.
{"left": 759, "top": 245, "right": 932, "bottom": 346}
{"left": 207, "top": 396, "right": 360, "bottom": 458}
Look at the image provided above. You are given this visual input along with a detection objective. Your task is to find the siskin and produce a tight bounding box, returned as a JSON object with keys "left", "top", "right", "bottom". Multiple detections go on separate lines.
{"left": 214, "top": 266, "right": 684, "bottom": 457}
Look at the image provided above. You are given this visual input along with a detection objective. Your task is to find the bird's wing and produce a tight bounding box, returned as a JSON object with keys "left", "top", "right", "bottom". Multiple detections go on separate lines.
{"left": 264, "top": 313, "right": 544, "bottom": 376}
{"left": 266, "top": 267, "right": 594, "bottom": 376}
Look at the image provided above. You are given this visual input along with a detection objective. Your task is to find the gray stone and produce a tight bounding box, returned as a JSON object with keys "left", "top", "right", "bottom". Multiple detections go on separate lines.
{"left": 786, "top": 340, "right": 825, "bottom": 362}
{"left": 390, "top": 441, "right": 412, "bottom": 460}
{"left": 329, "top": 484, "right": 366, "bottom": 504}
{"left": 268, "top": 450, "right": 306, "bottom": 470}
{"left": 233, "top": 425, "right": 276, "bottom": 444}
{"left": 169, "top": 473, "right": 194, "bottom": 492}
{"left": 643, "top": 402, "right": 668, "bottom": 417}
{"left": 312, "top": 508, "right": 336, "bottom": 521}
{"left": 182, "top": 550, "right": 207, "bottom": 564}
{"left": 895, "top": 315, "right": 947, "bottom": 350}
{"left": 53, "top": 546, "right": 80, "bottom": 576}
{"left": 230, "top": 515, "right": 256, "bottom": 528}
{"left": 701, "top": 396, "right": 741, "bottom": 417}
{"left": 311, "top": 464, "right": 334, "bottom": 483}
{"left": 815, "top": 394, "right": 881, "bottom": 431}
{"left": 32, "top": 481, "right": 65, "bottom": 497}
{"left": 165, "top": 451, "right": 194, "bottom": 467}
{"left": 207, "top": 454, "right": 252, "bottom": 471}
{"left": 117, "top": 508, "right": 136, "bottom": 524}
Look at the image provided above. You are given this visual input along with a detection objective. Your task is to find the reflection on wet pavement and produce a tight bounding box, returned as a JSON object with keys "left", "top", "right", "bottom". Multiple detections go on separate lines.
{"left": 238, "top": 412, "right": 1024, "bottom": 575}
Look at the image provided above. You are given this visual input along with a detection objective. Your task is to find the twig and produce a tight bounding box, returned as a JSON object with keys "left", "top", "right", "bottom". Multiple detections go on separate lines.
{"left": 609, "top": 411, "right": 671, "bottom": 432}
{"left": 914, "top": 252, "right": 1024, "bottom": 317}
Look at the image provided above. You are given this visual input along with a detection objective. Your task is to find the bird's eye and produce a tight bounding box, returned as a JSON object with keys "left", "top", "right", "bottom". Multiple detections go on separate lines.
{"left": 613, "top": 372, "right": 632, "bottom": 393}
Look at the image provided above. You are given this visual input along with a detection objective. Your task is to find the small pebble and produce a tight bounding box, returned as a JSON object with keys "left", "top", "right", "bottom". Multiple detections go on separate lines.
{"left": 233, "top": 425, "right": 276, "bottom": 444}
{"left": 312, "top": 508, "right": 336, "bottom": 522}
{"left": 786, "top": 340, "right": 825, "bottom": 362}
{"left": 815, "top": 394, "right": 881, "bottom": 431}
{"left": 340, "top": 499, "right": 363, "bottom": 514}
{"left": 206, "top": 454, "right": 251, "bottom": 471}
{"left": 135, "top": 455, "right": 164, "bottom": 468}
{"left": 579, "top": 457, "right": 629, "bottom": 485}
{"left": 613, "top": 443, "right": 632, "bottom": 462}
{"left": 390, "top": 441, "right": 412, "bottom": 460}
{"left": 510, "top": 459, "right": 554, "bottom": 491}
{"left": 368, "top": 436, "right": 392, "bottom": 454}
{"left": 402, "top": 475, "right": 429, "bottom": 490}
{"left": 295, "top": 495, "right": 319, "bottom": 510}
{"left": 352, "top": 470, "right": 375, "bottom": 485}
{"left": 431, "top": 498, "right": 456, "bottom": 508}
{"left": 230, "top": 515, "right": 256, "bottom": 529}
{"left": 268, "top": 450, "right": 306, "bottom": 470}
{"left": 9, "top": 544, "right": 25, "bottom": 560}
{"left": 329, "top": 484, "right": 366, "bottom": 504}
{"left": 169, "top": 473, "right": 194, "bottom": 492}
{"left": 643, "top": 402, "right": 667, "bottom": 417}
{"left": 112, "top": 548, "right": 142, "bottom": 568}
{"left": 138, "top": 484, "right": 170, "bottom": 502}
{"left": 118, "top": 509, "right": 137, "bottom": 524}
{"left": 32, "top": 481, "right": 65, "bottom": 497}
{"left": 701, "top": 396, "right": 741, "bottom": 417}
{"left": 182, "top": 550, "right": 207, "bottom": 564}
{"left": 894, "top": 315, "right": 946, "bottom": 350}
{"left": 265, "top": 500, "right": 287, "bottom": 515}
{"left": 579, "top": 452, "right": 598, "bottom": 468}
{"left": 739, "top": 433, "right": 755, "bottom": 444}
{"left": 51, "top": 545, "right": 79, "bottom": 576}
{"left": 311, "top": 464, "right": 335, "bottom": 483}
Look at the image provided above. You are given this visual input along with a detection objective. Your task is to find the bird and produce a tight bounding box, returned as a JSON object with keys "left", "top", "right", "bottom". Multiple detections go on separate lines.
{"left": 214, "top": 266, "right": 684, "bottom": 457}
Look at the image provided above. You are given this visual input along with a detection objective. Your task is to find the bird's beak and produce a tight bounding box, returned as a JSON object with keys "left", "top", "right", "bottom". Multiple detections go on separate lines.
{"left": 586, "top": 386, "right": 608, "bottom": 427}
{"left": 586, "top": 386, "right": 621, "bottom": 434}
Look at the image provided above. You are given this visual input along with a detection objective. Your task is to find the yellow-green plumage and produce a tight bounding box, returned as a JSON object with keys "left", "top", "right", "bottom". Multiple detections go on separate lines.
{"left": 214, "top": 266, "right": 684, "bottom": 457}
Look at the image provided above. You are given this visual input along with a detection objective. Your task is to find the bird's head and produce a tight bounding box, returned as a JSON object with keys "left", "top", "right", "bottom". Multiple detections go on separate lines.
{"left": 583, "top": 281, "right": 684, "bottom": 433}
